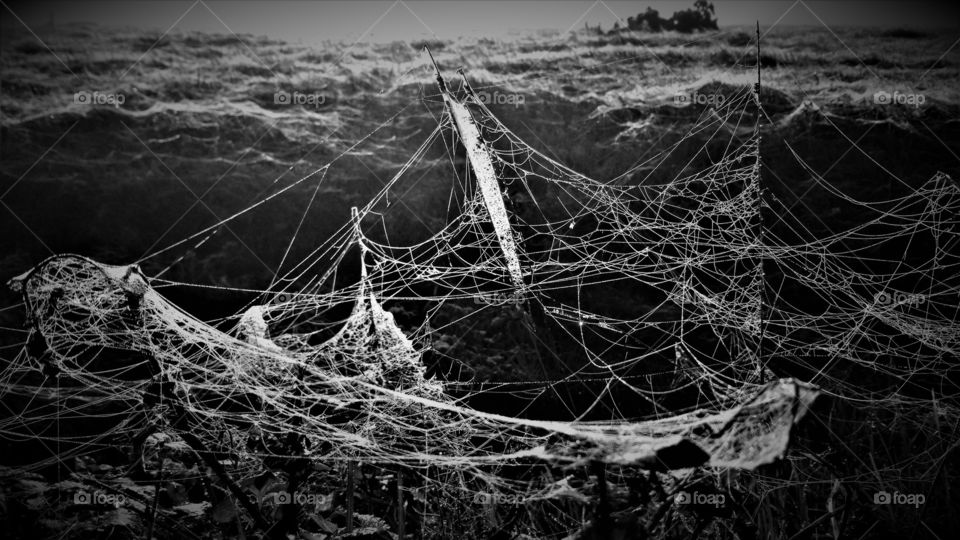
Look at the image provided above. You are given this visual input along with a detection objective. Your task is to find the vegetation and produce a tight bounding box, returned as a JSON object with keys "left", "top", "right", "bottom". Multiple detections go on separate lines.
{"left": 1, "top": 20, "right": 958, "bottom": 540}
{"left": 618, "top": 1, "right": 719, "bottom": 33}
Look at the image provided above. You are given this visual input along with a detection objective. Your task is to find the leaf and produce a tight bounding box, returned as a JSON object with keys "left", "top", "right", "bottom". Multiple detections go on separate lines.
{"left": 24, "top": 495, "right": 47, "bottom": 511}
{"left": 211, "top": 497, "right": 238, "bottom": 524}
{"left": 173, "top": 501, "right": 210, "bottom": 518}
{"left": 17, "top": 479, "right": 49, "bottom": 494}
{"left": 315, "top": 517, "right": 338, "bottom": 534}
{"left": 105, "top": 508, "right": 140, "bottom": 527}
{"left": 165, "top": 481, "right": 189, "bottom": 505}
{"left": 353, "top": 513, "right": 389, "bottom": 531}
{"left": 114, "top": 477, "right": 155, "bottom": 498}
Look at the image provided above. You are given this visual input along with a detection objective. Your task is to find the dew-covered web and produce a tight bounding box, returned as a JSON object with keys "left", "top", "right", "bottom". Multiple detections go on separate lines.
{"left": 1, "top": 57, "right": 957, "bottom": 535}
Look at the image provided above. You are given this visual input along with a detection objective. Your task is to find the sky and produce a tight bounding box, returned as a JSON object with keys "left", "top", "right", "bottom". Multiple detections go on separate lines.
{"left": 2, "top": 1, "right": 958, "bottom": 44}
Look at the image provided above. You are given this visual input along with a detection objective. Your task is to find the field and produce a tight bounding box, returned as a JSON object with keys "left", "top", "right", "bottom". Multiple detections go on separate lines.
{"left": 2, "top": 23, "right": 958, "bottom": 287}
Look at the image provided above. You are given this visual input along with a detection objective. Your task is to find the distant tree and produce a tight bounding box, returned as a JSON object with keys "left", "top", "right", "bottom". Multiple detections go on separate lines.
{"left": 625, "top": 7, "right": 664, "bottom": 32}
{"left": 640, "top": 7, "right": 663, "bottom": 32}
{"left": 696, "top": 0, "right": 717, "bottom": 21}
{"left": 624, "top": 1, "right": 717, "bottom": 33}
{"left": 670, "top": 0, "right": 718, "bottom": 33}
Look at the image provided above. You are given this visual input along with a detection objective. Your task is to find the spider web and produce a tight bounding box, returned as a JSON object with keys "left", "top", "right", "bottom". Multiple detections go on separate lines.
{"left": 2, "top": 64, "right": 957, "bottom": 533}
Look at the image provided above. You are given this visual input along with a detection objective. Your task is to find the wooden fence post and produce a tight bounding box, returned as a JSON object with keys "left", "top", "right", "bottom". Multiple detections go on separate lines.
{"left": 397, "top": 469, "right": 406, "bottom": 539}
{"left": 346, "top": 461, "right": 356, "bottom": 533}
